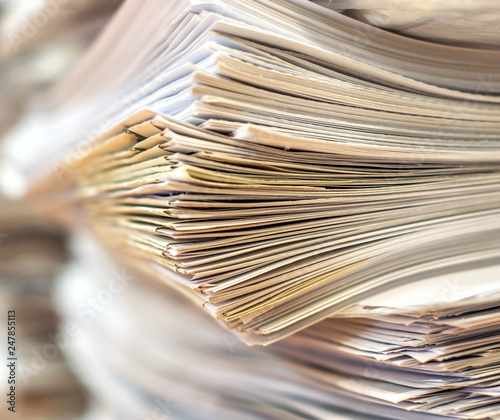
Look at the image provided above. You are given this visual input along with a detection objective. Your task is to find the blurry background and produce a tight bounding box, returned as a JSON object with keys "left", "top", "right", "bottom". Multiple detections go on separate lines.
{"left": 0, "top": 1, "right": 123, "bottom": 418}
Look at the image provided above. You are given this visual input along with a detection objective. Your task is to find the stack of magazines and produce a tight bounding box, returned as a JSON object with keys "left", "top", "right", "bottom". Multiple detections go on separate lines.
{"left": 1, "top": 1, "right": 499, "bottom": 419}
{"left": 56, "top": 236, "right": 500, "bottom": 420}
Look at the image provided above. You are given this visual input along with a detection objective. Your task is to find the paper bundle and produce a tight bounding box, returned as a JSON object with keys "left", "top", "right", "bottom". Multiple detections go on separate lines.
{"left": 3, "top": 0, "right": 495, "bottom": 345}
{"left": 1, "top": 1, "right": 499, "bottom": 419}
{"left": 62, "top": 109, "right": 500, "bottom": 346}
{"left": 55, "top": 236, "right": 500, "bottom": 419}
{"left": 3, "top": 0, "right": 500, "bottom": 190}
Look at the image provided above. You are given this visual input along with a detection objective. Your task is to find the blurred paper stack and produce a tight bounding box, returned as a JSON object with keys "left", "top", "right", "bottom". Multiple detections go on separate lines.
{"left": 55, "top": 235, "right": 500, "bottom": 420}
{"left": 0, "top": 196, "right": 86, "bottom": 420}
{"left": 318, "top": 0, "right": 500, "bottom": 49}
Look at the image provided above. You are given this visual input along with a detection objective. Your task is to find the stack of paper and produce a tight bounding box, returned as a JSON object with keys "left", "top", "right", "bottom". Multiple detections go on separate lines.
{"left": 3, "top": 0, "right": 500, "bottom": 192}
{"left": 1, "top": 1, "right": 499, "bottom": 419}
{"left": 2, "top": 0, "right": 495, "bottom": 346}
{"left": 52, "top": 236, "right": 416, "bottom": 420}
{"left": 56, "top": 236, "right": 500, "bottom": 420}
{"left": 276, "top": 264, "right": 500, "bottom": 419}
{"left": 58, "top": 108, "right": 500, "bottom": 347}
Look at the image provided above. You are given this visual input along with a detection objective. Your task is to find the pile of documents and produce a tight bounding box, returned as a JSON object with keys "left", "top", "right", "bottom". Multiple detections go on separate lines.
{"left": 277, "top": 263, "right": 500, "bottom": 419}
{"left": 55, "top": 237, "right": 413, "bottom": 420}
{"left": 3, "top": 0, "right": 500, "bottom": 190}
{"left": 57, "top": 237, "right": 500, "bottom": 420}
{"left": 65, "top": 109, "right": 500, "bottom": 347}
{"left": 1, "top": 0, "right": 499, "bottom": 419}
